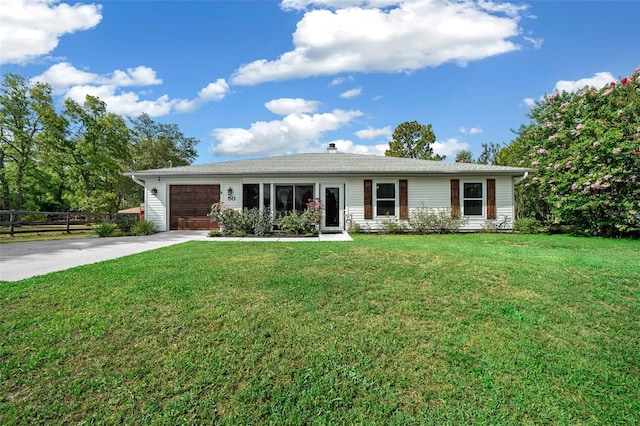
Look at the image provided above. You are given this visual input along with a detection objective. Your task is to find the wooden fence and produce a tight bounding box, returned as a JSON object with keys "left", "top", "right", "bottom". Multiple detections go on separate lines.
{"left": 0, "top": 210, "right": 139, "bottom": 236}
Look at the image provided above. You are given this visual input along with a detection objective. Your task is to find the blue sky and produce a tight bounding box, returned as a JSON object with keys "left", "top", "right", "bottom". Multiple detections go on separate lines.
{"left": 2, "top": 0, "right": 638, "bottom": 165}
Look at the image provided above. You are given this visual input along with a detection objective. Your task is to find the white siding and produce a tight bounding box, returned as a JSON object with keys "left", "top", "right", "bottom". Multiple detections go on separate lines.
{"left": 142, "top": 174, "right": 517, "bottom": 233}
{"left": 145, "top": 182, "right": 167, "bottom": 231}
{"left": 495, "top": 176, "right": 515, "bottom": 228}
{"left": 345, "top": 175, "right": 516, "bottom": 232}
{"left": 223, "top": 179, "right": 243, "bottom": 210}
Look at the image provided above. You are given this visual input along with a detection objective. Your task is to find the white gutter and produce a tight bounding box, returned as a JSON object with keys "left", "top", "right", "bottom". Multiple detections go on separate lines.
{"left": 514, "top": 172, "right": 529, "bottom": 185}
{"left": 130, "top": 174, "right": 145, "bottom": 187}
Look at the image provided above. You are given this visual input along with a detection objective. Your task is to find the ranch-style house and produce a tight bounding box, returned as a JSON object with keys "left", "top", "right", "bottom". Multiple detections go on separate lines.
{"left": 126, "top": 145, "right": 534, "bottom": 233}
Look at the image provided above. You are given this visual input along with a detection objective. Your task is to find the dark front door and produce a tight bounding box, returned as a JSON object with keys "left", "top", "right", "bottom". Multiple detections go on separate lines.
{"left": 325, "top": 187, "right": 340, "bottom": 228}
{"left": 169, "top": 185, "right": 220, "bottom": 230}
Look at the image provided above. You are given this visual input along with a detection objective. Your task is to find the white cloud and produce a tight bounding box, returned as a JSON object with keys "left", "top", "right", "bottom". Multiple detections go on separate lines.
{"left": 476, "top": 1, "right": 531, "bottom": 18}
{"left": 32, "top": 62, "right": 98, "bottom": 90}
{"left": 232, "top": 1, "right": 526, "bottom": 85}
{"left": 265, "top": 98, "right": 320, "bottom": 115}
{"left": 34, "top": 62, "right": 162, "bottom": 93}
{"left": 33, "top": 62, "right": 228, "bottom": 116}
{"left": 198, "top": 79, "right": 230, "bottom": 101}
{"left": 174, "top": 79, "right": 229, "bottom": 113}
{"left": 281, "top": 0, "right": 399, "bottom": 11}
{"left": 355, "top": 126, "right": 391, "bottom": 139}
{"left": 65, "top": 84, "right": 176, "bottom": 117}
{"left": 554, "top": 71, "right": 615, "bottom": 93}
{"left": 432, "top": 138, "right": 470, "bottom": 157}
{"left": 329, "top": 75, "right": 354, "bottom": 86}
{"left": 523, "top": 71, "right": 617, "bottom": 108}
{"left": 110, "top": 66, "right": 163, "bottom": 87}
{"left": 325, "top": 139, "right": 389, "bottom": 155}
{"left": 0, "top": 0, "right": 103, "bottom": 65}
{"left": 210, "top": 108, "right": 363, "bottom": 156}
{"left": 523, "top": 36, "right": 543, "bottom": 50}
{"left": 340, "top": 87, "right": 362, "bottom": 98}
{"left": 459, "top": 127, "right": 483, "bottom": 135}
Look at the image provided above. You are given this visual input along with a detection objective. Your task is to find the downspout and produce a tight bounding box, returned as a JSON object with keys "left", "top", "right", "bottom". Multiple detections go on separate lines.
{"left": 130, "top": 174, "right": 145, "bottom": 187}
{"left": 130, "top": 174, "right": 147, "bottom": 220}
{"left": 514, "top": 172, "right": 529, "bottom": 185}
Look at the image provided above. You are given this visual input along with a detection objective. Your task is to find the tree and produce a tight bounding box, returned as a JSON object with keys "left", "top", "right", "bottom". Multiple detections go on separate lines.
{"left": 0, "top": 73, "right": 60, "bottom": 211}
{"left": 477, "top": 142, "right": 501, "bottom": 165}
{"left": 503, "top": 67, "right": 640, "bottom": 237}
{"left": 62, "top": 95, "right": 131, "bottom": 212}
{"left": 0, "top": 72, "right": 202, "bottom": 213}
{"left": 455, "top": 149, "right": 473, "bottom": 163}
{"left": 118, "top": 114, "right": 199, "bottom": 209}
{"left": 456, "top": 143, "right": 501, "bottom": 165}
{"left": 385, "top": 121, "right": 444, "bottom": 160}
{"left": 129, "top": 113, "right": 197, "bottom": 170}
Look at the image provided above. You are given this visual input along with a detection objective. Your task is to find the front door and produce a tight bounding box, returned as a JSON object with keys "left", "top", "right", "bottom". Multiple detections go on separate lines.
{"left": 323, "top": 186, "right": 343, "bottom": 231}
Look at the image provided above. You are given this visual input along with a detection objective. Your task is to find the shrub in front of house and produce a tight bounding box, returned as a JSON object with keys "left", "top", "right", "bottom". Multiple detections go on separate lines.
{"left": 132, "top": 220, "right": 155, "bottom": 236}
{"left": 210, "top": 201, "right": 321, "bottom": 237}
{"left": 278, "top": 210, "right": 317, "bottom": 235}
{"left": 514, "top": 217, "right": 541, "bottom": 234}
{"left": 95, "top": 221, "right": 117, "bottom": 237}
{"left": 209, "top": 203, "right": 240, "bottom": 235}
{"left": 408, "top": 207, "right": 468, "bottom": 234}
{"left": 380, "top": 217, "right": 409, "bottom": 234}
{"left": 249, "top": 208, "right": 273, "bottom": 236}
{"left": 209, "top": 203, "right": 273, "bottom": 236}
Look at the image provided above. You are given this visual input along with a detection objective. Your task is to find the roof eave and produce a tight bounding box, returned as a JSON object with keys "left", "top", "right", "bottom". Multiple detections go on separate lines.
{"left": 125, "top": 169, "right": 536, "bottom": 179}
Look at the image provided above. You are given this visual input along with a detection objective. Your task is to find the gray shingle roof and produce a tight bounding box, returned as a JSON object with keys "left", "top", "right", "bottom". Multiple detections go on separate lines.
{"left": 126, "top": 153, "right": 534, "bottom": 178}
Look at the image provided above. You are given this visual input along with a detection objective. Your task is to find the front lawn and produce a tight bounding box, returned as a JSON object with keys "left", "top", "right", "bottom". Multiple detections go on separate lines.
{"left": 1, "top": 234, "right": 639, "bottom": 424}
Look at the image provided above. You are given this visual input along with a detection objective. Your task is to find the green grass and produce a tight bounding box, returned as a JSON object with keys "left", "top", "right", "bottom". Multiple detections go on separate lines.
{"left": 1, "top": 234, "right": 639, "bottom": 424}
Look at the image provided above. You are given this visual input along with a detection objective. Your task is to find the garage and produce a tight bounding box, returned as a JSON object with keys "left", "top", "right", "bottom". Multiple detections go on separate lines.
{"left": 169, "top": 185, "right": 220, "bottom": 230}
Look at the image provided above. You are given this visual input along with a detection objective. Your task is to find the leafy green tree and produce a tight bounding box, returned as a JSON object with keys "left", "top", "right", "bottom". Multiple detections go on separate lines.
{"left": 456, "top": 143, "right": 501, "bottom": 165}
{"left": 477, "top": 142, "right": 501, "bottom": 165}
{"left": 62, "top": 95, "right": 131, "bottom": 212}
{"left": 129, "top": 113, "right": 197, "bottom": 170}
{"left": 0, "top": 73, "right": 61, "bottom": 211}
{"left": 504, "top": 67, "right": 640, "bottom": 237}
{"left": 118, "top": 113, "right": 199, "bottom": 208}
{"left": 385, "top": 121, "right": 444, "bottom": 160}
{"left": 455, "top": 149, "right": 473, "bottom": 163}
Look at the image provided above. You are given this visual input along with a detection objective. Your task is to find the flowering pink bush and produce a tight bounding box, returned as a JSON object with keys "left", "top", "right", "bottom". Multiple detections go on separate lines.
{"left": 305, "top": 198, "right": 324, "bottom": 226}
{"left": 500, "top": 67, "right": 640, "bottom": 237}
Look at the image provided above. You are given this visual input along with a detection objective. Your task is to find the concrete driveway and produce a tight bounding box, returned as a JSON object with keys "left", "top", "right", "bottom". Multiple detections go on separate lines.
{"left": 0, "top": 231, "right": 352, "bottom": 282}
{"left": 0, "top": 231, "right": 209, "bottom": 282}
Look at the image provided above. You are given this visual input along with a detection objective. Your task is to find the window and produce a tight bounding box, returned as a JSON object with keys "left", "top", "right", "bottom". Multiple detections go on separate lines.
{"left": 376, "top": 182, "right": 396, "bottom": 216}
{"left": 275, "top": 184, "right": 314, "bottom": 215}
{"left": 295, "top": 185, "right": 313, "bottom": 213}
{"left": 243, "top": 184, "right": 260, "bottom": 210}
{"left": 275, "top": 185, "right": 293, "bottom": 215}
{"left": 463, "top": 182, "right": 483, "bottom": 216}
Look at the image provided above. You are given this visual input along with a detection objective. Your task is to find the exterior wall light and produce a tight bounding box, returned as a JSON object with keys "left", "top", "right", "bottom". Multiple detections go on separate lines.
{"left": 151, "top": 187, "right": 158, "bottom": 195}
{"left": 227, "top": 187, "right": 233, "bottom": 197}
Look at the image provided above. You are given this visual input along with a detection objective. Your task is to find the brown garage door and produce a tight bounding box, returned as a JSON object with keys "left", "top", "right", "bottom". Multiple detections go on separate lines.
{"left": 169, "top": 185, "right": 220, "bottom": 230}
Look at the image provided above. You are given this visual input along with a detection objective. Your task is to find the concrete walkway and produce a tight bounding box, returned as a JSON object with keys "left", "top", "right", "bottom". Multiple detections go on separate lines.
{"left": 210, "top": 232, "right": 353, "bottom": 243}
{"left": 0, "top": 231, "right": 352, "bottom": 282}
